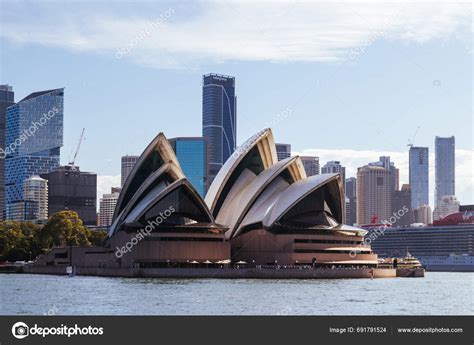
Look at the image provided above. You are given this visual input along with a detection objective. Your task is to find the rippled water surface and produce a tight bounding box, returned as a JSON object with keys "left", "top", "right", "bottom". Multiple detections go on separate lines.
{"left": 1, "top": 272, "right": 472, "bottom": 315}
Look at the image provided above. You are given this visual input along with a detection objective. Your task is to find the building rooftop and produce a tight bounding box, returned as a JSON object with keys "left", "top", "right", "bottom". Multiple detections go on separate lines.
{"left": 20, "top": 88, "right": 64, "bottom": 102}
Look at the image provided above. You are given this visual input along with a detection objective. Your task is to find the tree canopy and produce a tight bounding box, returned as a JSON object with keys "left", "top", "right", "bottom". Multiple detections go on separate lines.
{"left": 0, "top": 210, "right": 107, "bottom": 262}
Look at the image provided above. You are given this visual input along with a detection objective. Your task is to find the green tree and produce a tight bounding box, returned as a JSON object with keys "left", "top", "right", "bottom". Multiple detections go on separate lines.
{"left": 88, "top": 230, "right": 107, "bottom": 246}
{"left": 40, "top": 210, "right": 91, "bottom": 248}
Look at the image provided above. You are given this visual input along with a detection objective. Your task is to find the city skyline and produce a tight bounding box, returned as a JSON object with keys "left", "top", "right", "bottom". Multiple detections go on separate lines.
{"left": 1, "top": 1, "right": 472, "bottom": 208}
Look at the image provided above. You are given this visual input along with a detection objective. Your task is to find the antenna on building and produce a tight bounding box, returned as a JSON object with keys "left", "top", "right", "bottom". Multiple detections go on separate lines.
{"left": 407, "top": 125, "right": 420, "bottom": 147}
{"left": 68, "top": 128, "right": 85, "bottom": 170}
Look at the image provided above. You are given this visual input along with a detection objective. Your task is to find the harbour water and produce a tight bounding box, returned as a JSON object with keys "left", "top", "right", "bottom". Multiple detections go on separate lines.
{"left": 1, "top": 272, "right": 472, "bottom": 315}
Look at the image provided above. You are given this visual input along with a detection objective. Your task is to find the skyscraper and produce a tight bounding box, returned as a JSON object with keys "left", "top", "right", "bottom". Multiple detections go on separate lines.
{"left": 40, "top": 166, "right": 97, "bottom": 225}
{"left": 275, "top": 143, "right": 291, "bottom": 161}
{"left": 345, "top": 177, "right": 357, "bottom": 226}
{"left": 409, "top": 146, "right": 429, "bottom": 209}
{"left": 23, "top": 175, "right": 48, "bottom": 221}
{"left": 391, "top": 184, "right": 413, "bottom": 227}
{"left": 0, "top": 85, "right": 15, "bottom": 219}
{"left": 121, "top": 155, "right": 139, "bottom": 186}
{"left": 321, "top": 161, "right": 345, "bottom": 183}
{"left": 435, "top": 136, "right": 455, "bottom": 207}
{"left": 99, "top": 189, "right": 120, "bottom": 227}
{"left": 413, "top": 204, "right": 432, "bottom": 225}
{"left": 5, "top": 88, "right": 63, "bottom": 218}
{"left": 369, "top": 156, "right": 399, "bottom": 192}
{"left": 202, "top": 73, "right": 236, "bottom": 185}
{"left": 169, "top": 137, "right": 208, "bottom": 196}
{"left": 356, "top": 165, "right": 391, "bottom": 225}
{"left": 300, "top": 156, "right": 320, "bottom": 176}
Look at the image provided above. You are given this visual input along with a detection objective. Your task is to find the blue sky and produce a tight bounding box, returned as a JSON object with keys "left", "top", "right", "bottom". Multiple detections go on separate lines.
{"left": 0, "top": 1, "right": 472, "bottom": 206}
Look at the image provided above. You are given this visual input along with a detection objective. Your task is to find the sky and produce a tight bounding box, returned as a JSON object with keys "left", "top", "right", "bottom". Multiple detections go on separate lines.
{"left": 0, "top": 0, "right": 472, "bottom": 208}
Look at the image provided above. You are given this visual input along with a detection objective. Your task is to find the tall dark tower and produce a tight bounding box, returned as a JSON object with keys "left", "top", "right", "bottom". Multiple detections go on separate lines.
{"left": 202, "top": 74, "right": 236, "bottom": 187}
{"left": 0, "top": 85, "right": 15, "bottom": 220}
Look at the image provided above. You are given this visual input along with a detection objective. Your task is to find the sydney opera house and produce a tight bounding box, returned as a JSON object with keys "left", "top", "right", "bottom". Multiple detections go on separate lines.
{"left": 35, "top": 128, "right": 378, "bottom": 269}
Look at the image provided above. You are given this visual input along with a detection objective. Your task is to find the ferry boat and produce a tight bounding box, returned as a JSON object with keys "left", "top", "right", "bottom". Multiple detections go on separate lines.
{"left": 378, "top": 252, "right": 422, "bottom": 269}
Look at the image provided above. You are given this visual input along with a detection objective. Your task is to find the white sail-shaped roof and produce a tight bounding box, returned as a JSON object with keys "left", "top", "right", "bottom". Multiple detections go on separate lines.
{"left": 113, "top": 132, "right": 184, "bottom": 221}
{"left": 262, "top": 173, "right": 345, "bottom": 228}
{"left": 205, "top": 128, "right": 277, "bottom": 218}
{"left": 216, "top": 156, "right": 306, "bottom": 238}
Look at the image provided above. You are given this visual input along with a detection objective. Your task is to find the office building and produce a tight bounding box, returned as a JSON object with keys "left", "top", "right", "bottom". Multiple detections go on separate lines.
{"left": 5, "top": 88, "right": 63, "bottom": 219}
{"left": 300, "top": 156, "right": 320, "bottom": 177}
{"left": 409, "top": 146, "right": 429, "bottom": 209}
{"left": 6, "top": 200, "right": 38, "bottom": 222}
{"left": 391, "top": 184, "right": 413, "bottom": 227}
{"left": 40, "top": 166, "right": 97, "bottom": 225}
{"left": 202, "top": 73, "right": 236, "bottom": 186}
{"left": 0, "top": 85, "right": 15, "bottom": 219}
{"left": 435, "top": 136, "right": 455, "bottom": 207}
{"left": 413, "top": 204, "right": 432, "bottom": 225}
{"left": 121, "top": 155, "right": 139, "bottom": 186}
{"left": 275, "top": 143, "right": 291, "bottom": 161}
{"left": 169, "top": 137, "right": 208, "bottom": 196}
{"left": 99, "top": 189, "right": 120, "bottom": 227}
{"left": 433, "top": 195, "right": 460, "bottom": 221}
{"left": 369, "top": 156, "right": 399, "bottom": 192}
{"left": 321, "top": 161, "right": 345, "bottom": 182}
{"left": 345, "top": 177, "right": 357, "bottom": 226}
{"left": 356, "top": 165, "right": 391, "bottom": 225}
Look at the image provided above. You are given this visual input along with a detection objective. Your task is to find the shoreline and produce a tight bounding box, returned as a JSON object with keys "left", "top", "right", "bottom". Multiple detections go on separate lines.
{"left": 1, "top": 265, "right": 426, "bottom": 279}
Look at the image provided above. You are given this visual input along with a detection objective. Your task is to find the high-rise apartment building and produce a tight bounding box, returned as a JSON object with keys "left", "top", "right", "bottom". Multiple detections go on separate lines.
{"left": 409, "top": 146, "right": 429, "bottom": 209}
{"left": 0, "top": 84, "right": 15, "bottom": 219}
{"left": 121, "top": 155, "right": 139, "bottom": 186}
{"left": 5, "top": 88, "right": 63, "bottom": 219}
{"left": 300, "top": 156, "right": 320, "bottom": 177}
{"left": 40, "top": 166, "right": 97, "bottom": 225}
{"left": 275, "top": 143, "right": 291, "bottom": 161}
{"left": 435, "top": 136, "right": 455, "bottom": 207}
{"left": 99, "top": 189, "right": 120, "bottom": 227}
{"left": 202, "top": 73, "right": 236, "bottom": 185}
{"left": 23, "top": 175, "right": 48, "bottom": 221}
{"left": 169, "top": 137, "right": 208, "bottom": 196}
{"left": 356, "top": 165, "right": 391, "bottom": 225}
{"left": 321, "top": 161, "right": 345, "bottom": 182}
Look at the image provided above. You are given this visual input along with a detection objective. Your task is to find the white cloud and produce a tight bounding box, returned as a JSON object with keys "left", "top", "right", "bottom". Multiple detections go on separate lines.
{"left": 1, "top": 1, "right": 471, "bottom": 69}
{"left": 295, "top": 148, "right": 474, "bottom": 207}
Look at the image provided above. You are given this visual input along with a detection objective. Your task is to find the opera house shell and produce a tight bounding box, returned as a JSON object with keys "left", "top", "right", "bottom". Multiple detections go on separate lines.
{"left": 102, "top": 128, "right": 378, "bottom": 268}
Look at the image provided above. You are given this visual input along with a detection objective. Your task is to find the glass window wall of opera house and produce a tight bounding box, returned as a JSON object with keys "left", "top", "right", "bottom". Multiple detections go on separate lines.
{"left": 33, "top": 128, "right": 378, "bottom": 269}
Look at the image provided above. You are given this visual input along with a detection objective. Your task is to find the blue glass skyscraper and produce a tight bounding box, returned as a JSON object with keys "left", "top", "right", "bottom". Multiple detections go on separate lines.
{"left": 409, "top": 146, "right": 429, "bottom": 209}
{"left": 5, "top": 88, "right": 64, "bottom": 216}
{"left": 202, "top": 74, "right": 236, "bottom": 185}
{"left": 169, "top": 137, "right": 208, "bottom": 197}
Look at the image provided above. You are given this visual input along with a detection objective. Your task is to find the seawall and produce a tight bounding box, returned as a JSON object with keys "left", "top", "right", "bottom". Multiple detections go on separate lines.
{"left": 17, "top": 265, "right": 424, "bottom": 279}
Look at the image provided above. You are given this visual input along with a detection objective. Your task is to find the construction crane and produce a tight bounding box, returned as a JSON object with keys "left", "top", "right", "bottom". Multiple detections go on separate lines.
{"left": 68, "top": 128, "right": 85, "bottom": 170}
{"left": 407, "top": 125, "right": 420, "bottom": 147}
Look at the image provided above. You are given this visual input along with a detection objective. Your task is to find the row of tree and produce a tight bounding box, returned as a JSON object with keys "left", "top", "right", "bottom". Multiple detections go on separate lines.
{"left": 0, "top": 210, "right": 107, "bottom": 262}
